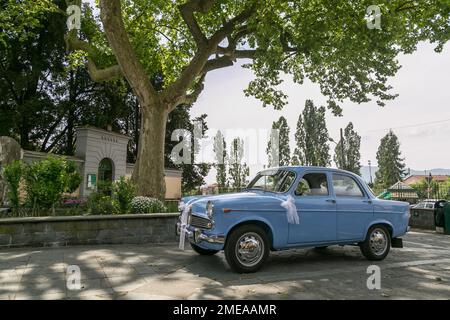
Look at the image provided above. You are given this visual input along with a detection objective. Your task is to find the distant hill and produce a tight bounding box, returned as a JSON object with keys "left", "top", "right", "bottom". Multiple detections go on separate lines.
{"left": 359, "top": 166, "right": 450, "bottom": 183}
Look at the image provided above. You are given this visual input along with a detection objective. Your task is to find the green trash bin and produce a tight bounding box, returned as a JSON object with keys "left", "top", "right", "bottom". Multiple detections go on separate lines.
{"left": 444, "top": 203, "right": 450, "bottom": 235}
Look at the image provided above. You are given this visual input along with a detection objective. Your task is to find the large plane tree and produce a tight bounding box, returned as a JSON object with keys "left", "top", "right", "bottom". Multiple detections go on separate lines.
{"left": 64, "top": 0, "right": 449, "bottom": 199}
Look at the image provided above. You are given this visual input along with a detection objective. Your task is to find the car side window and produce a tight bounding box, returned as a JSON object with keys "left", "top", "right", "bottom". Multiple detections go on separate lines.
{"left": 332, "top": 174, "right": 365, "bottom": 198}
{"left": 295, "top": 173, "right": 329, "bottom": 196}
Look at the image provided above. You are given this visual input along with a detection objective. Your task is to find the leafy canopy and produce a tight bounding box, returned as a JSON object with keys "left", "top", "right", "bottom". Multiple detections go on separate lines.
{"left": 86, "top": 0, "right": 450, "bottom": 114}
{"left": 267, "top": 116, "right": 291, "bottom": 167}
{"left": 375, "top": 130, "right": 406, "bottom": 189}
{"left": 334, "top": 122, "right": 362, "bottom": 175}
{"left": 0, "top": 0, "right": 58, "bottom": 47}
{"left": 293, "top": 100, "right": 331, "bottom": 167}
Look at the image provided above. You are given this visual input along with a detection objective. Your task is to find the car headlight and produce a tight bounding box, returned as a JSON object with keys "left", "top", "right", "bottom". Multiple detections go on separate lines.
{"left": 206, "top": 201, "right": 214, "bottom": 218}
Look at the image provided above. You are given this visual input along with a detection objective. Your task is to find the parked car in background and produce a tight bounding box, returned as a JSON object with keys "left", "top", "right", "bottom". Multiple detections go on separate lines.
{"left": 411, "top": 199, "right": 447, "bottom": 232}
{"left": 412, "top": 199, "right": 447, "bottom": 210}
{"left": 177, "top": 167, "right": 410, "bottom": 273}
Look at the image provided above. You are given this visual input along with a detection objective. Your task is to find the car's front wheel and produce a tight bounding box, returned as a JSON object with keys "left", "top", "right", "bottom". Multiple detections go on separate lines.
{"left": 360, "top": 225, "right": 391, "bottom": 261}
{"left": 190, "top": 243, "right": 219, "bottom": 256}
{"left": 224, "top": 225, "right": 269, "bottom": 273}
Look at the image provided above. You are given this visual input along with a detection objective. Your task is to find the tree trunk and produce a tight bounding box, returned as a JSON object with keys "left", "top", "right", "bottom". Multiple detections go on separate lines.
{"left": 132, "top": 104, "right": 168, "bottom": 200}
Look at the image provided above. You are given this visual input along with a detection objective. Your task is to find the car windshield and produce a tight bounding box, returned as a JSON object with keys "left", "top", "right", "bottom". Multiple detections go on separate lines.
{"left": 247, "top": 169, "right": 296, "bottom": 193}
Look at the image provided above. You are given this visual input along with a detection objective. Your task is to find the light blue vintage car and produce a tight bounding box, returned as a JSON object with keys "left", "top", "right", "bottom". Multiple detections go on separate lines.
{"left": 177, "top": 167, "right": 410, "bottom": 273}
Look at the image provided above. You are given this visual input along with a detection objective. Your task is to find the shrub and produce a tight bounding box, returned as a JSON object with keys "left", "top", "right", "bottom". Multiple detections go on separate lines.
{"left": 113, "top": 177, "right": 136, "bottom": 214}
{"left": 86, "top": 192, "right": 118, "bottom": 215}
{"left": 23, "top": 156, "right": 82, "bottom": 215}
{"left": 130, "top": 196, "right": 167, "bottom": 214}
{"left": 2, "top": 160, "right": 23, "bottom": 210}
{"left": 65, "top": 161, "right": 82, "bottom": 194}
{"left": 97, "top": 180, "right": 113, "bottom": 196}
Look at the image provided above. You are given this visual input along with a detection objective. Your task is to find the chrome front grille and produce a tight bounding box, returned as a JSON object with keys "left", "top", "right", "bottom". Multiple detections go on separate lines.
{"left": 190, "top": 214, "right": 212, "bottom": 229}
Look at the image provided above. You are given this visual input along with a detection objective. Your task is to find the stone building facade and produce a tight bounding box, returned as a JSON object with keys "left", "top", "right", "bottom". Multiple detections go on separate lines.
{"left": 2, "top": 126, "right": 182, "bottom": 201}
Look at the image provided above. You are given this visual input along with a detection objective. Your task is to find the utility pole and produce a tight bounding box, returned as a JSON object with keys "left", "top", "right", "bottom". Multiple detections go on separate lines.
{"left": 368, "top": 160, "right": 373, "bottom": 185}
{"left": 426, "top": 172, "right": 433, "bottom": 199}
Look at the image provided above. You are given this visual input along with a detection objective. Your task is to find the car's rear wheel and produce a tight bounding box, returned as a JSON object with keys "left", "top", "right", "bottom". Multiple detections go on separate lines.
{"left": 360, "top": 225, "right": 391, "bottom": 261}
{"left": 224, "top": 225, "right": 269, "bottom": 273}
{"left": 190, "top": 243, "right": 219, "bottom": 256}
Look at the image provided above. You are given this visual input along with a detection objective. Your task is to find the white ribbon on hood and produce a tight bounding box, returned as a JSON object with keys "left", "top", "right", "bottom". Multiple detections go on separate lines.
{"left": 178, "top": 202, "right": 192, "bottom": 250}
{"left": 178, "top": 194, "right": 299, "bottom": 251}
{"left": 280, "top": 195, "right": 299, "bottom": 225}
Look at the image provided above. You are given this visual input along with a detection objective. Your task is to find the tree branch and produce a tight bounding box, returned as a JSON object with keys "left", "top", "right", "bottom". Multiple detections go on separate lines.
{"left": 181, "top": 74, "right": 207, "bottom": 107}
{"left": 43, "top": 127, "right": 68, "bottom": 153}
{"left": 210, "top": 4, "right": 256, "bottom": 47}
{"left": 65, "top": 34, "right": 122, "bottom": 82}
{"left": 280, "top": 31, "right": 298, "bottom": 52}
{"left": 40, "top": 114, "right": 65, "bottom": 152}
{"left": 395, "top": 1, "right": 418, "bottom": 12}
{"left": 99, "top": 0, "right": 159, "bottom": 106}
{"left": 203, "top": 55, "right": 234, "bottom": 73}
{"left": 216, "top": 47, "right": 256, "bottom": 59}
{"left": 165, "top": 2, "right": 256, "bottom": 107}
{"left": 179, "top": 0, "right": 216, "bottom": 48}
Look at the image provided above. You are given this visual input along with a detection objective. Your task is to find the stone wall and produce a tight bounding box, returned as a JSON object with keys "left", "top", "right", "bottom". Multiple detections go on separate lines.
{"left": 409, "top": 208, "right": 435, "bottom": 230}
{"left": 0, "top": 213, "right": 179, "bottom": 248}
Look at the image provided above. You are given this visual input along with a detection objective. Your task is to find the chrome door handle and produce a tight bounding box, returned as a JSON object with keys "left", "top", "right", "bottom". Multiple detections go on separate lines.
{"left": 363, "top": 200, "right": 373, "bottom": 204}
{"left": 326, "top": 199, "right": 336, "bottom": 204}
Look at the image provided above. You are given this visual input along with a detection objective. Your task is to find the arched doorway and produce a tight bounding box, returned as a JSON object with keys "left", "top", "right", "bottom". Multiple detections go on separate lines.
{"left": 98, "top": 158, "right": 114, "bottom": 194}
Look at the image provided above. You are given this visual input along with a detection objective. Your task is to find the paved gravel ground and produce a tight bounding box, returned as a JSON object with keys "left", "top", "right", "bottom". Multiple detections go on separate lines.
{"left": 0, "top": 230, "right": 449, "bottom": 300}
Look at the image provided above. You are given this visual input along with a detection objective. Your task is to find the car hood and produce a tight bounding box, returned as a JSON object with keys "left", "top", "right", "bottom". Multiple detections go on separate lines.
{"left": 181, "top": 191, "right": 287, "bottom": 218}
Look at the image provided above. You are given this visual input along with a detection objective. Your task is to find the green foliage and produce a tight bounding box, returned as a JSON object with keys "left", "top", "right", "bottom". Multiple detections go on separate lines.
{"left": 410, "top": 178, "right": 450, "bottom": 200}
{"left": 97, "top": 180, "right": 113, "bottom": 196}
{"left": 164, "top": 200, "right": 180, "bottom": 213}
{"left": 112, "top": 0, "right": 450, "bottom": 114}
{"left": 22, "top": 156, "right": 82, "bottom": 214}
{"left": 0, "top": 0, "right": 58, "bottom": 47}
{"left": 267, "top": 116, "right": 291, "bottom": 167}
{"left": 113, "top": 177, "right": 136, "bottom": 214}
{"left": 86, "top": 192, "right": 118, "bottom": 215}
{"left": 228, "top": 138, "right": 250, "bottom": 189}
{"left": 165, "top": 105, "right": 210, "bottom": 193}
{"left": 375, "top": 130, "right": 406, "bottom": 189}
{"left": 334, "top": 122, "right": 362, "bottom": 175}
{"left": 2, "top": 160, "right": 24, "bottom": 209}
{"left": 130, "top": 196, "right": 167, "bottom": 214}
{"left": 293, "top": 100, "right": 331, "bottom": 167}
{"left": 213, "top": 130, "right": 228, "bottom": 189}
{"left": 65, "top": 160, "right": 83, "bottom": 193}
{"left": 56, "top": 0, "right": 450, "bottom": 137}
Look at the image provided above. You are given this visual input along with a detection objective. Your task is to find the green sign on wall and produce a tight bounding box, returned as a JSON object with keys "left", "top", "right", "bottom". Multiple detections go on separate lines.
{"left": 87, "top": 174, "right": 97, "bottom": 190}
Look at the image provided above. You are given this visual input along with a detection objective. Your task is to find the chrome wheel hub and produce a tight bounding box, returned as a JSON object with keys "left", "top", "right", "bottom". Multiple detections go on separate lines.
{"left": 370, "top": 229, "right": 388, "bottom": 256}
{"left": 235, "top": 232, "right": 264, "bottom": 267}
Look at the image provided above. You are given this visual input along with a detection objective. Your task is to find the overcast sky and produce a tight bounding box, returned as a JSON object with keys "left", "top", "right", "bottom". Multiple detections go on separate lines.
{"left": 189, "top": 42, "right": 450, "bottom": 183}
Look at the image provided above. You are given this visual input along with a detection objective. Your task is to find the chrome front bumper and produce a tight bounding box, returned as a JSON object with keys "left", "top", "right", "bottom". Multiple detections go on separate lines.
{"left": 176, "top": 222, "right": 225, "bottom": 244}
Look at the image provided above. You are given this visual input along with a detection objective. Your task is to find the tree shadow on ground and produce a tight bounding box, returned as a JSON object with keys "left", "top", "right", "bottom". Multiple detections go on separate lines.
{"left": 1, "top": 235, "right": 450, "bottom": 300}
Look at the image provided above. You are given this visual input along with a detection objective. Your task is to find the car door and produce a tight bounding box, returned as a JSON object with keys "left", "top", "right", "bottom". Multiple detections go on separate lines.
{"left": 288, "top": 171, "right": 337, "bottom": 244}
{"left": 332, "top": 173, "right": 373, "bottom": 241}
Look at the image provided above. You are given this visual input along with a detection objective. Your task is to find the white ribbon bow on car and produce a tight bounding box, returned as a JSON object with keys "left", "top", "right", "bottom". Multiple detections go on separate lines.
{"left": 281, "top": 195, "right": 300, "bottom": 225}
{"left": 178, "top": 202, "right": 192, "bottom": 250}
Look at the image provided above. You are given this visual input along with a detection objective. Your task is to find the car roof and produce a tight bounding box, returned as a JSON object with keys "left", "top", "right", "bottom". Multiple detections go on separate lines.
{"left": 266, "top": 166, "right": 362, "bottom": 177}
